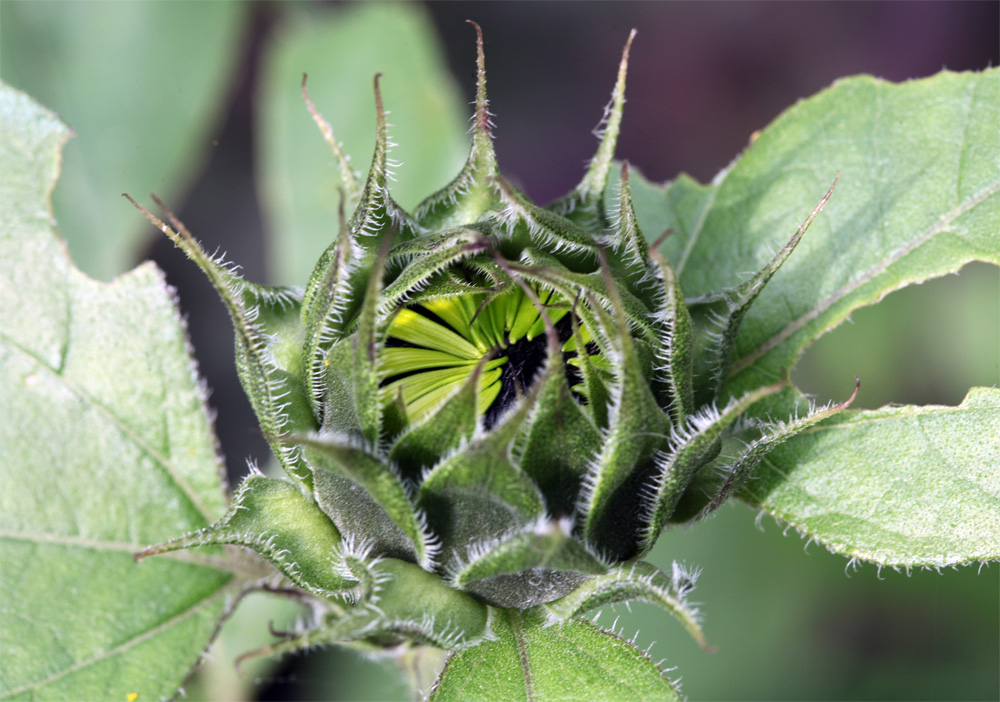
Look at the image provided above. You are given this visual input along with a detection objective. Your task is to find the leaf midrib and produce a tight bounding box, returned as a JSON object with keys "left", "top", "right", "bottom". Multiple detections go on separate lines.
{"left": 509, "top": 611, "right": 535, "bottom": 702}
{"left": 0, "top": 529, "right": 243, "bottom": 573}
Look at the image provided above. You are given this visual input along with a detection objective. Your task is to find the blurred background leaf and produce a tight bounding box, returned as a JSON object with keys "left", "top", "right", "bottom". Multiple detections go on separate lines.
{"left": 0, "top": 0, "right": 247, "bottom": 281}
{"left": 258, "top": 2, "right": 468, "bottom": 285}
{"left": 3, "top": 1, "right": 996, "bottom": 700}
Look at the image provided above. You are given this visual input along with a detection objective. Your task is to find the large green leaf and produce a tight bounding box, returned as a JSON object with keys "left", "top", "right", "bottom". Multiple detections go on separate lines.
{"left": 430, "top": 611, "right": 680, "bottom": 702}
{"left": 258, "top": 2, "right": 468, "bottom": 285}
{"left": 0, "top": 85, "right": 236, "bottom": 700}
{"left": 0, "top": 0, "right": 246, "bottom": 280}
{"left": 739, "top": 387, "right": 1000, "bottom": 568}
{"left": 623, "top": 69, "right": 999, "bottom": 395}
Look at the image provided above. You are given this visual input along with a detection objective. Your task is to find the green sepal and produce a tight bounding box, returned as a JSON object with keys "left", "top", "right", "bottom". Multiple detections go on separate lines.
{"left": 300, "top": 200, "right": 360, "bottom": 420}
{"left": 345, "top": 74, "right": 420, "bottom": 250}
{"left": 516, "top": 333, "right": 603, "bottom": 516}
{"left": 300, "top": 73, "right": 363, "bottom": 216}
{"left": 290, "top": 433, "right": 436, "bottom": 568}
{"left": 125, "top": 197, "right": 317, "bottom": 484}
{"left": 610, "top": 162, "right": 651, "bottom": 271}
{"left": 453, "top": 521, "right": 608, "bottom": 608}
{"left": 300, "top": 75, "right": 421, "bottom": 423}
{"left": 580, "top": 284, "right": 671, "bottom": 561}
{"left": 418, "top": 386, "right": 547, "bottom": 569}
{"left": 318, "top": 337, "right": 364, "bottom": 437}
{"left": 311, "top": 230, "right": 395, "bottom": 442}
{"left": 313, "top": 466, "right": 420, "bottom": 565}
{"left": 230, "top": 282, "right": 317, "bottom": 484}
{"left": 495, "top": 179, "right": 602, "bottom": 263}
{"left": 430, "top": 609, "right": 681, "bottom": 702}
{"left": 240, "top": 559, "right": 490, "bottom": 667}
{"left": 374, "top": 558, "right": 491, "bottom": 648}
{"left": 352, "top": 232, "right": 393, "bottom": 446}
{"left": 544, "top": 560, "right": 709, "bottom": 652}
{"left": 700, "top": 179, "right": 836, "bottom": 400}
{"left": 698, "top": 380, "right": 859, "bottom": 518}
{"left": 570, "top": 310, "right": 612, "bottom": 430}
{"left": 413, "top": 22, "right": 501, "bottom": 231}
{"left": 638, "top": 379, "right": 786, "bottom": 551}
{"left": 136, "top": 475, "right": 352, "bottom": 599}
{"left": 516, "top": 247, "right": 656, "bottom": 346}
{"left": 378, "top": 227, "right": 493, "bottom": 316}
{"left": 389, "top": 356, "right": 484, "bottom": 482}
{"left": 648, "top": 246, "right": 696, "bottom": 424}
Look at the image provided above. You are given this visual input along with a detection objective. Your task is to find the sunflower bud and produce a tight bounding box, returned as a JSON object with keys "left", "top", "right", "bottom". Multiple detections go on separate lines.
{"left": 133, "top": 22, "right": 851, "bottom": 664}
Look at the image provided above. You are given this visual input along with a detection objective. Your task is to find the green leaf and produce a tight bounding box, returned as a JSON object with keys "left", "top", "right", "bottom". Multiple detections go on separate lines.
{"left": 0, "top": 1, "right": 246, "bottom": 280}
{"left": 740, "top": 387, "right": 1000, "bottom": 567}
{"left": 0, "top": 85, "right": 235, "bottom": 700}
{"left": 258, "top": 2, "right": 468, "bottom": 285}
{"left": 430, "top": 610, "right": 681, "bottom": 702}
{"left": 623, "top": 69, "right": 1000, "bottom": 395}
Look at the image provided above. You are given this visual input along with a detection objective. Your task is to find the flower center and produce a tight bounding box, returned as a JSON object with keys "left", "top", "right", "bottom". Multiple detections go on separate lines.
{"left": 379, "top": 286, "right": 597, "bottom": 427}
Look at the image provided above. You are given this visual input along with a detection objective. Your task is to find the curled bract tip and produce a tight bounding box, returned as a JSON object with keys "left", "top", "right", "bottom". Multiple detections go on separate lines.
{"left": 841, "top": 377, "right": 862, "bottom": 409}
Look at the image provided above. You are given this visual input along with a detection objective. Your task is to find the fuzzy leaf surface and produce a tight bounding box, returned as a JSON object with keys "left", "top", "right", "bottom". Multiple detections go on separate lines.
{"left": 0, "top": 85, "right": 235, "bottom": 701}
{"left": 430, "top": 610, "right": 680, "bottom": 702}
{"left": 259, "top": 2, "right": 467, "bottom": 284}
{"left": 622, "top": 69, "right": 1000, "bottom": 396}
{"left": 0, "top": 1, "right": 246, "bottom": 280}
{"left": 740, "top": 388, "right": 1000, "bottom": 567}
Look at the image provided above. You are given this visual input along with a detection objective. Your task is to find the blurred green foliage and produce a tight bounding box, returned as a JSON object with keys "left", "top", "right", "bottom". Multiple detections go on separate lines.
{"left": 2, "top": 1, "right": 995, "bottom": 700}
{"left": 0, "top": 1, "right": 246, "bottom": 281}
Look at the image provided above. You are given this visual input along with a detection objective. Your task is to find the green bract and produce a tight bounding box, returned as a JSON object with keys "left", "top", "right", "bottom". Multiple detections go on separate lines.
{"left": 132, "top": 25, "right": 854, "bottom": 676}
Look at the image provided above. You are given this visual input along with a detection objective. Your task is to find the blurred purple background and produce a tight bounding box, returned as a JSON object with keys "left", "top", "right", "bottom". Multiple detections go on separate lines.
{"left": 427, "top": 2, "right": 998, "bottom": 200}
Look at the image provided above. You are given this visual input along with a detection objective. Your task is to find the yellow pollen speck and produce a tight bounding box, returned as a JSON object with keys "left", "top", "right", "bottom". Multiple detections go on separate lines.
{"left": 127, "top": 694, "right": 138, "bottom": 702}
{"left": 324, "top": 359, "right": 330, "bottom": 366}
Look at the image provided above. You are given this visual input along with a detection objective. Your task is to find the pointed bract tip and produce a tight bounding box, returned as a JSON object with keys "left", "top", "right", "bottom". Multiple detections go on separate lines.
{"left": 371, "top": 73, "right": 388, "bottom": 143}
{"left": 373, "top": 72, "right": 385, "bottom": 110}
{"left": 624, "top": 28, "right": 637, "bottom": 57}
{"left": 466, "top": 20, "right": 493, "bottom": 139}
{"left": 839, "top": 377, "right": 861, "bottom": 409}
{"left": 616, "top": 30, "right": 637, "bottom": 86}
{"left": 123, "top": 192, "right": 182, "bottom": 244}
{"left": 466, "top": 20, "right": 485, "bottom": 73}
{"left": 149, "top": 193, "right": 198, "bottom": 245}
{"left": 466, "top": 19, "right": 484, "bottom": 43}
